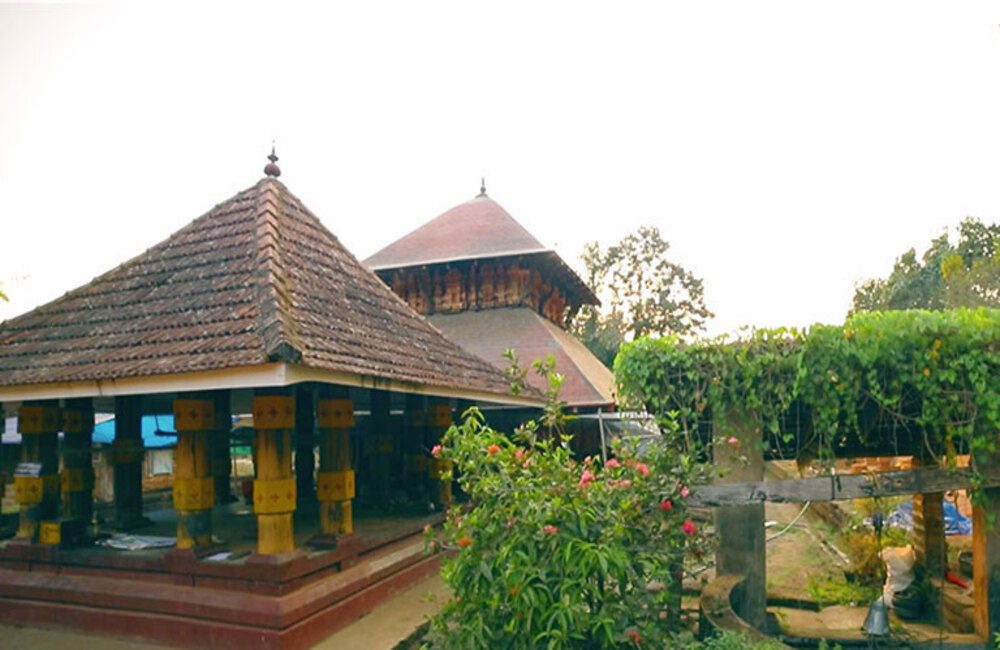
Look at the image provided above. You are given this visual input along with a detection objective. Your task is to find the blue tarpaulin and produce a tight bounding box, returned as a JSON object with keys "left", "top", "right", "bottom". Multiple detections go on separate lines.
{"left": 92, "top": 415, "right": 177, "bottom": 449}
{"left": 886, "top": 500, "right": 973, "bottom": 536}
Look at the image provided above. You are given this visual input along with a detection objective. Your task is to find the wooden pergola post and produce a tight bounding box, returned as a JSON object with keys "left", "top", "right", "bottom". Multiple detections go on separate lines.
{"left": 172, "top": 397, "right": 215, "bottom": 549}
{"left": 316, "top": 387, "right": 354, "bottom": 536}
{"left": 428, "top": 399, "right": 453, "bottom": 507}
{"left": 211, "top": 391, "right": 233, "bottom": 505}
{"left": 60, "top": 399, "right": 95, "bottom": 525}
{"left": 912, "top": 457, "right": 946, "bottom": 578}
{"left": 112, "top": 395, "right": 147, "bottom": 530}
{"left": 973, "top": 448, "right": 1000, "bottom": 640}
{"left": 252, "top": 391, "right": 296, "bottom": 555}
{"left": 15, "top": 402, "right": 60, "bottom": 541}
{"left": 712, "top": 407, "right": 766, "bottom": 631}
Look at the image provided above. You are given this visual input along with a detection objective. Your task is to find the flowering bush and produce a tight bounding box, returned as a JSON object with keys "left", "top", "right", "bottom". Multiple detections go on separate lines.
{"left": 423, "top": 408, "right": 714, "bottom": 648}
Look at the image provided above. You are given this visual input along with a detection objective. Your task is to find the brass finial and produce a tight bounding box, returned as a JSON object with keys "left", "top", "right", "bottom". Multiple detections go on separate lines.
{"left": 264, "top": 143, "right": 281, "bottom": 178}
{"left": 478, "top": 177, "right": 487, "bottom": 197}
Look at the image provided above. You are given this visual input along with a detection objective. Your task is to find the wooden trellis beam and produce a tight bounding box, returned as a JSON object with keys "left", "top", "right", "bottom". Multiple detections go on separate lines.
{"left": 690, "top": 466, "right": 1000, "bottom": 507}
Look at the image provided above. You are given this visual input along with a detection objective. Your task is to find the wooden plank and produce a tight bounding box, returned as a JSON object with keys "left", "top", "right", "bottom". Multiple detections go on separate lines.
{"left": 689, "top": 467, "right": 1000, "bottom": 507}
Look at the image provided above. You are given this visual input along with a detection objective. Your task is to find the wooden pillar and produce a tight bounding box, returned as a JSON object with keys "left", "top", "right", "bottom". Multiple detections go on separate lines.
{"left": 713, "top": 407, "right": 766, "bottom": 631}
{"left": 15, "top": 402, "right": 60, "bottom": 541}
{"left": 404, "top": 394, "right": 428, "bottom": 503}
{"left": 172, "top": 398, "right": 215, "bottom": 549}
{"left": 427, "top": 399, "right": 453, "bottom": 507}
{"left": 252, "top": 391, "right": 296, "bottom": 555}
{"left": 317, "top": 387, "right": 354, "bottom": 536}
{"left": 113, "top": 396, "right": 147, "bottom": 530}
{"left": 60, "top": 399, "right": 95, "bottom": 524}
{"left": 211, "top": 391, "right": 233, "bottom": 505}
{"left": 973, "top": 441, "right": 1000, "bottom": 639}
{"left": 371, "top": 390, "right": 392, "bottom": 502}
{"left": 294, "top": 386, "right": 317, "bottom": 508}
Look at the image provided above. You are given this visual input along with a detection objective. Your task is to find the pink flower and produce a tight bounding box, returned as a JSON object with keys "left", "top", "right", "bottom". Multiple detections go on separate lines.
{"left": 681, "top": 519, "right": 696, "bottom": 535}
{"left": 584, "top": 455, "right": 593, "bottom": 465}
{"left": 428, "top": 541, "right": 437, "bottom": 550}
{"left": 727, "top": 436, "right": 740, "bottom": 445}
{"left": 605, "top": 458, "right": 620, "bottom": 469}
{"left": 680, "top": 486, "right": 691, "bottom": 498}
{"left": 542, "top": 524, "right": 558, "bottom": 534}
{"left": 619, "top": 479, "right": 632, "bottom": 489}
{"left": 487, "top": 444, "right": 500, "bottom": 455}
{"left": 635, "top": 462, "right": 650, "bottom": 477}
{"left": 431, "top": 445, "right": 442, "bottom": 457}
{"left": 423, "top": 524, "right": 432, "bottom": 533}
{"left": 578, "top": 468, "right": 595, "bottom": 487}
{"left": 659, "top": 499, "right": 673, "bottom": 511}
{"left": 514, "top": 448, "right": 525, "bottom": 461}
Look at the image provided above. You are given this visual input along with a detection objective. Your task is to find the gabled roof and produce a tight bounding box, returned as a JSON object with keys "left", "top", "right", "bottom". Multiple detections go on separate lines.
{"left": 429, "top": 308, "right": 615, "bottom": 409}
{"left": 0, "top": 178, "right": 533, "bottom": 404}
{"left": 365, "top": 192, "right": 548, "bottom": 270}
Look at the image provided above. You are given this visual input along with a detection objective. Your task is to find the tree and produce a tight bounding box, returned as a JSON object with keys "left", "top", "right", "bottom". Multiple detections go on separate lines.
{"left": 572, "top": 226, "right": 712, "bottom": 367}
{"left": 851, "top": 217, "right": 1000, "bottom": 313}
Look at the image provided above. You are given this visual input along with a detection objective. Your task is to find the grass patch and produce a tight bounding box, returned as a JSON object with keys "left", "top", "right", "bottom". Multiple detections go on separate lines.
{"left": 806, "top": 571, "right": 880, "bottom": 607}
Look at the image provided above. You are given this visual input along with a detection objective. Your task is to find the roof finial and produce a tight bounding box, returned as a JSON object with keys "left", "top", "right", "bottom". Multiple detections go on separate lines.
{"left": 478, "top": 176, "right": 487, "bottom": 197}
{"left": 264, "top": 142, "right": 281, "bottom": 178}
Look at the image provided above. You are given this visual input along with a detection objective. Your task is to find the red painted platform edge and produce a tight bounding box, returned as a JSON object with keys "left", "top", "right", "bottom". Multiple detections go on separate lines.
{"left": 0, "top": 553, "right": 444, "bottom": 650}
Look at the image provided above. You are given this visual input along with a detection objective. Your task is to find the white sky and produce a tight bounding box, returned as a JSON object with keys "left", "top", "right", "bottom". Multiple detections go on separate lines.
{"left": 1, "top": 2, "right": 999, "bottom": 337}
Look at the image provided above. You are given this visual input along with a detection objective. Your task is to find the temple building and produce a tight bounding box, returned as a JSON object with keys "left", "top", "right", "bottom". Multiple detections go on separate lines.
{"left": 365, "top": 181, "right": 615, "bottom": 420}
{"left": 0, "top": 153, "right": 538, "bottom": 648}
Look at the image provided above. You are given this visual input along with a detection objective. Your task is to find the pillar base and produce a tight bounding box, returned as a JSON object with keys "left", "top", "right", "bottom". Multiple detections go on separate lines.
{"left": 164, "top": 543, "right": 228, "bottom": 563}
{"left": 245, "top": 549, "right": 307, "bottom": 567}
{"left": 308, "top": 531, "right": 359, "bottom": 551}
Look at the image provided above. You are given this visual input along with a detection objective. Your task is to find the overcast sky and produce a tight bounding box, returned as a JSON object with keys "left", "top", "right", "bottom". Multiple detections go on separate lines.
{"left": 2, "top": 2, "right": 999, "bottom": 337}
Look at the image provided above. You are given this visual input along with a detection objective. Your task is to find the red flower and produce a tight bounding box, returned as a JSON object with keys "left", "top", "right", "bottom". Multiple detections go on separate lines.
{"left": 681, "top": 519, "right": 696, "bottom": 535}
{"left": 487, "top": 444, "right": 501, "bottom": 455}
{"left": 578, "top": 468, "right": 596, "bottom": 487}
{"left": 457, "top": 535, "right": 473, "bottom": 548}
{"left": 605, "top": 458, "right": 620, "bottom": 469}
{"left": 627, "top": 629, "right": 642, "bottom": 644}
{"left": 542, "top": 524, "right": 558, "bottom": 534}
{"left": 659, "top": 499, "right": 673, "bottom": 511}
{"left": 635, "top": 462, "right": 650, "bottom": 477}
{"left": 431, "top": 444, "right": 442, "bottom": 457}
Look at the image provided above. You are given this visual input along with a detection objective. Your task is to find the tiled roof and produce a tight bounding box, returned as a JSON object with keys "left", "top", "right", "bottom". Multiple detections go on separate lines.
{"left": 429, "top": 308, "right": 615, "bottom": 409}
{"left": 0, "top": 178, "right": 525, "bottom": 400}
{"left": 364, "top": 193, "right": 548, "bottom": 270}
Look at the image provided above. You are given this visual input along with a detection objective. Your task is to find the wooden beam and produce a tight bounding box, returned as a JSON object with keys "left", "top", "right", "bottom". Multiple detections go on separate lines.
{"left": 689, "top": 466, "right": 1000, "bottom": 507}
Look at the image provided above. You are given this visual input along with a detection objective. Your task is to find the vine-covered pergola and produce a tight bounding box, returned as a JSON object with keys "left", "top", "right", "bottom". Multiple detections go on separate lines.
{"left": 617, "top": 308, "right": 1000, "bottom": 644}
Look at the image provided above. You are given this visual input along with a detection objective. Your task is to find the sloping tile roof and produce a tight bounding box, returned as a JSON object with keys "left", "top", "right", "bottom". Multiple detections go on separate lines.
{"left": 0, "top": 178, "right": 525, "bottom": 400}
{"left": 429, "top": 308, "right": 615, "bottom": 408}
{"left": 364, "top": 193, "right": 548, "bottom": 270}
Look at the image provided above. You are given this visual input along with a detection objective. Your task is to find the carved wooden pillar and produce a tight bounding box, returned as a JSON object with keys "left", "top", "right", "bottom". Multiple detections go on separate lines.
{"left": 317, "top": 387, "right": 355, "bottom": 536}
{"left": 172, "top": 397, "right": 215, "bottom": 549}
{"left": 112, "top": 396, "right": 148, "bottom": 530}
{"left": 60, "top": 399, "right": 95, "bottom": 525}
{"left": 712, "top": 407, "right": 766, "bottom": 631}
{"left": 252, "top": 391, "right": 296, "bottom": 555}
{"left": 427, "top": 399, "right": 453, "bottom": 507}
{"left": 15, "top": 402, "right": 60, "bottom": 541}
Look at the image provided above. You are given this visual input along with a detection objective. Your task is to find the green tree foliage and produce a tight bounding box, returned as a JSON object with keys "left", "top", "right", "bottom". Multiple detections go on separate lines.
{"left": 616, "top": 309, "right": 1000, "bottom": 492}
{"left": 851, "top": 218, "right": 1000, "bottom": 313}
{"left": 572, "top": 226, "right": 712, "bottom": 368}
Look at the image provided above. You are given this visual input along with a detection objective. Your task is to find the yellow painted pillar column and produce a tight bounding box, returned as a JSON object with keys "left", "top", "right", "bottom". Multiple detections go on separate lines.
{"left": 316, "top": 393, "right": 355, "bottom": 536}
{"left": 60, "top": 400, "right": 95, "bottom": 525}
{"left": 172, "top": 398, "right": 215, "bottom": 549}
{"left": 294, "top": 386, "right": 317, "bottom": 508}
{"left": 427, "top": 400, "right": 453, "bottom": 507}
{"left": 15, "top": 403, "right": 60, "bottom": 541}
{"left": 252, "top": 392, "right": 296, "bottom": 555}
